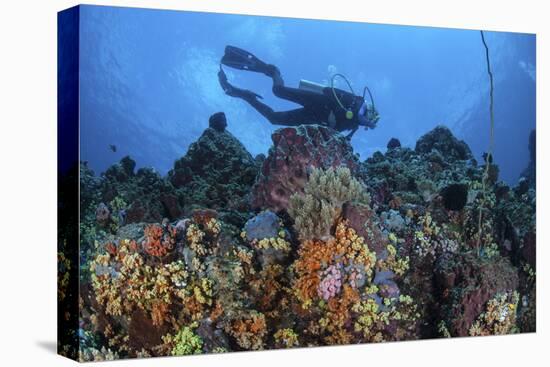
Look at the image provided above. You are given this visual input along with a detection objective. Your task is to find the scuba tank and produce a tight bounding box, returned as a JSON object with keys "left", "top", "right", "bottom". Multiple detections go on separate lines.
{"left": 298, "top": 79, "right": 325, "bottom": 94}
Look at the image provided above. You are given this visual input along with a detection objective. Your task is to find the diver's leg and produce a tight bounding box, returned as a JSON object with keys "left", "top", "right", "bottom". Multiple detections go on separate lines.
{"left": 245, "top": 97, "right": 313, "bottom": 126}
{"left": 266, "top": 66, "right": 327, "bottom": 106}
{"left": 218, "top": 66, "right": 263, "bottom": 100}
{"left": 273, "top": 85, "right": 326, "bottom": 107}
{"left": 220, "top": 47, "right": 324, "bottom": 109}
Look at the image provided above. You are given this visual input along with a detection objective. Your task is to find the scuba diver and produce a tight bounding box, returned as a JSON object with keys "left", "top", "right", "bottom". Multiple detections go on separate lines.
{"left": 218, "top": 45, "right": 380, "bottom": 139}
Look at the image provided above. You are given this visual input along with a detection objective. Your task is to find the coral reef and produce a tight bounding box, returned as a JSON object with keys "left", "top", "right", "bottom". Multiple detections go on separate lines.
{"left": 251, "top": 124, "right": 360, "bottom": 212}
{"left": 70, "top": 122, "right": 535, "bottom": 360}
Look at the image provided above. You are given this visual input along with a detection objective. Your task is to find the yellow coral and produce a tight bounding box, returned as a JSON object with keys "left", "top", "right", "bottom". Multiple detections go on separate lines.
{"left": 255, "top": 236, "right": 291, "bottom": 252}
{"left": 186, "top": 223, "right": 207, "bottom": 256}
{"left": 274, "top": 328, "right": 299, "bottom": 348}
{"left": 90, "top": 239, "right": 189, "bottom": 324}
{"left": 469, "top": 292, "right": 519, "bottom": 336}
{"left": 205, "top": 218, "right": 221, "bottom": 235}
{"left": 378, "top": 244, "right": 410, "bottom": 276}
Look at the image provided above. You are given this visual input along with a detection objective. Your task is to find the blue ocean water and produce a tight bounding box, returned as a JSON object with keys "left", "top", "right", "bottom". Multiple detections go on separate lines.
{"left": 78, "top": 5, "right": 536, "bottom": 185}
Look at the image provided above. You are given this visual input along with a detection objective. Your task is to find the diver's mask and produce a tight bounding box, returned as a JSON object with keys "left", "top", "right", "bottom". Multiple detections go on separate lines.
{"left": 358, "top": 100, "right": 379, "bottom": 129}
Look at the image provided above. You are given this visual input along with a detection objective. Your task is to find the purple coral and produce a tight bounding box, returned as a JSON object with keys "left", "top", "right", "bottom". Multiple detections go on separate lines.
{"left": 318, "top": 265, "right": 343, "bottom": 300}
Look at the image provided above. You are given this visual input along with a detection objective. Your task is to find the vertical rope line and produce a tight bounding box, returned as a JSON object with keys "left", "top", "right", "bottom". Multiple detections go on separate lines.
{"left": 477, "top": 30, "right": 495, "bottom": 252}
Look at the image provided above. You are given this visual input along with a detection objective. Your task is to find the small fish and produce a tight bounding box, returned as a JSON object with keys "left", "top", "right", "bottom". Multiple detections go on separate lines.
{"left": 109, "top": 144, "right": 117, "bottom": 153}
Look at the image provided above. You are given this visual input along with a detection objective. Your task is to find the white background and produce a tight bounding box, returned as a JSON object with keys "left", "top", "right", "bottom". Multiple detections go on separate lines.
{"left": 0, "top": 0, "right": 547, "bottom": 365}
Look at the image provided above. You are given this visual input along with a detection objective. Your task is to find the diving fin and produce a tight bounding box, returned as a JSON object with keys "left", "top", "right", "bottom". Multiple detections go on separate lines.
{"left": 221, "top": 45, "right": 270, "bottom": 74}
{"left": 218, "top": 65, "right": 263, "bottom": 100}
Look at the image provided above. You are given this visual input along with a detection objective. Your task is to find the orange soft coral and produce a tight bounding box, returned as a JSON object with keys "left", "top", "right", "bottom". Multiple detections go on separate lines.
{"left": 226, "top": 311, "right": 267, "bottom": 350}
{"left": 293, "top": 221, "right": 377, "bottom": 308}
{"left": 142, "top": 223, "right": 176, "bottom": 257}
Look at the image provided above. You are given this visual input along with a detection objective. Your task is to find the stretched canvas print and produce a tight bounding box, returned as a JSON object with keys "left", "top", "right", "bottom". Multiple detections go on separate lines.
{"left": 57, "top": 4, "right": 536, "bottom": 362}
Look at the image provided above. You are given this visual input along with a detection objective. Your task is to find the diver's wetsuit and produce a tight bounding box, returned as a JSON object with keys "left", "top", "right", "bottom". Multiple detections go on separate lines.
{"left": 218, "top": 46, "right": 368, "bottom": 139}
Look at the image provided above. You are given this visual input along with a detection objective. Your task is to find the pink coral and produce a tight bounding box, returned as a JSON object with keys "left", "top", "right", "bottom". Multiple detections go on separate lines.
{"left": 318, "top": 265, "right": 343, "bottom": 300}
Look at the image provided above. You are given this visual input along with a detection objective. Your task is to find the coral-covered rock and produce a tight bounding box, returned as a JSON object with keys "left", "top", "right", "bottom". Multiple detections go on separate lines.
{"left": 387, "top": 137, "right": 401, "bottom": 150}
{"left": 494, "top": 187, "right": 536, "bottom": 267}
{"left": 208, "top": 112, "right": 228, "bottom": 132}
{"left": 196, "top": 319, "right": 230, "bottom": 351}
{"left": 435, "top": 252, "right": 519, "bottom": 336}
{"left": 128, "top": 309, "right": 170, "bottom": 351}
{"left": 104, "top": 156, "right": 136, "bottom": 182}
{"left": 252, "top": 125, "right": 359, "bottom": 212}
{"left": 126, "top": 199, "right": 162, "bottom": 223}
{"left": 169, "top": 127, "right": 258, "bottom": 213}
{"left": 380, "top": 209, "right": 406, "bottom": 232}
{"left": 364, "top": 127, "right": 480, "bottom": 210}
{"left": 521, "top": 231, "right": 536, "bottom": 268}
{"left": 98, "top": 159, "right": 179, "bottom": 224}
{"left": 415, "top": 125, "right": 472, "bottom": 161}
{"left": 95, "top": 202, "right": 110, "bottom": 227}
{"left": 342, "top": 201, "right": 387, "bottom": 256}
{"left": 520, "top": 129, "right": 536, "bottom": 188}
{"left": 192, "top": 208, "right": 219, "bottom": 225}
{"left": 243, "top": 211, "right": 280, "bottom": 241}
{"left": 160, "top": 193, "right": 182, "bottom": 219}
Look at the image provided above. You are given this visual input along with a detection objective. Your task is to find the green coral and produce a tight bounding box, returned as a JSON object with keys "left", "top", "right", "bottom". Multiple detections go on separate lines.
{"left": 168, "top": 323, "right": 203, "bottom": 356}
{"left": 274, "top": 328, "right": 299, "bottom": 348}
{"left": 288, "top": 166, "right": 369, "bottom": 240}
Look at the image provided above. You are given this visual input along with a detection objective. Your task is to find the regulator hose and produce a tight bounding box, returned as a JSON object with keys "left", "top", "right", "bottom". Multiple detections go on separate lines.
{"left": 330, "top": 73, "right": 375, "bottom": 117}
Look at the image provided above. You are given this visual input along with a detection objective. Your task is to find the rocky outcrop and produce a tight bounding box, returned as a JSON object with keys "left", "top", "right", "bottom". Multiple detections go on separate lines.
{"left": 415, "top": 125, "right": 472, "bottom": 161}
{"left": 364, "top": 127, "right": 480, "bottom": 210}
{"left": 342, "top": 201, "right": 387, "bottom": 256}
{"left": 435, "top": 252, "right": 519, "bottom": 336}
{"left": 251, "top": 125, "right": 360, "bottom": 212}
{"left": 169, "top": 127, "right": 258, "bottom": 214}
